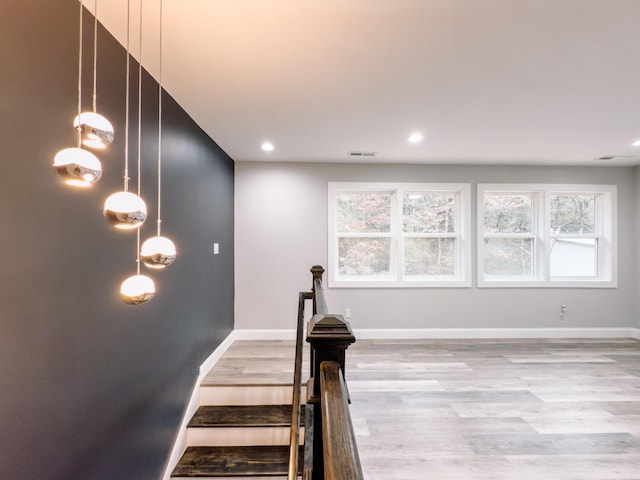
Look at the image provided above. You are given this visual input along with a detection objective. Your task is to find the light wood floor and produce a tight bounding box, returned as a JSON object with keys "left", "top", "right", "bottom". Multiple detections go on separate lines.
{"left": 205, "top": 338, "right": 640, "bottom": 480}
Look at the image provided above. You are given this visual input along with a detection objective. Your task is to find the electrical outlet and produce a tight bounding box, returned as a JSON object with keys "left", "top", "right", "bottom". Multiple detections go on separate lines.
{"left": 560, "top": 304, "right": 567, "bottom": 320}
{"left": 345, "top": 308, "right": 351, "bottom": 318}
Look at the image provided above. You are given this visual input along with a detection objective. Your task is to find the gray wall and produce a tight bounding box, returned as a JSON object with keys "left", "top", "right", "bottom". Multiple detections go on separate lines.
{"left": 0, "top": 2, "right": 234, "bottom": 479}
{"left": 235, "top": 161, "right": 634, "bottom": 331}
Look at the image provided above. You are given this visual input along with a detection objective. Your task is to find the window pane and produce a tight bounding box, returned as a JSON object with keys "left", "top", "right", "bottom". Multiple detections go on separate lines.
{"left": 404, "top": 237, "right": 455, "bottom": 276}
{"left": 484, "top": 238, "right": 533, "bottom": 276}
{"left": 484, "top": 194, "right": 532, "bottom": 234}
{"left": 338, "top": 237, "right": 391, "bottom": 276}
{"left": 336, "top": 192, "right": 391, "bottom": 233}
{"left": 550, "top": 194, "right": 595, "bottom": 234}
{"left": 550, "top": 238, "right": 597, "bottom": 277}
{"left": 403, "top": 193, "right": 456, "bottom": 233}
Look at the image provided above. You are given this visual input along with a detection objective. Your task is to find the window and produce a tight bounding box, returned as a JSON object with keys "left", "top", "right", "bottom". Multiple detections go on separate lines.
{"left": 477, "top": 184, "right": 616, "bottom": 287}
{"left": 328, "top": 182, "right": 471, "bottom": 287}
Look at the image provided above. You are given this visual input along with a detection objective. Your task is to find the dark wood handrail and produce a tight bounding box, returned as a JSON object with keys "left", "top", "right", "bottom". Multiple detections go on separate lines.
{"left": 289, "top": 266, "right": 360, "bottom": 480}
{"left": 288, "top": 291, "right": 312, "bottom": 480}
{"left": 319, "top": 361, "right": 364, "bottom": 480}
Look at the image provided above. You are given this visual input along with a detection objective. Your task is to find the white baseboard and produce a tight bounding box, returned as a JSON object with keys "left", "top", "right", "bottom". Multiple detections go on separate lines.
{"left": 234, "top": 327, "right": 640, "bottom": 340}
{"left": 355, "top": 327, "right": 640, "bottom": 339}
{"left": 161, "top": 332, "right": 236, "bottom": 480}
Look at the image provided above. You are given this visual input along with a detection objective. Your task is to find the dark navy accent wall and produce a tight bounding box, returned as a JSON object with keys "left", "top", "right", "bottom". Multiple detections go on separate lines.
{"left": 0, "top": 1, "right": 234, "bottom": 479}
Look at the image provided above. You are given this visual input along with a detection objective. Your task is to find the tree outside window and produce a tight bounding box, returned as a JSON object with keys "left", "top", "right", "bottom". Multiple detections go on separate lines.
{"left": 403, "top": 193, "right": 457, "bottom": 276}
{"left": 478, "top": 184, "right": 616, "bottom": 287}
{"left": 329, "top": 183, "right": 471, "bottom": 288}
{"left": 336, "top": 192, "right": 392, "bottom": 277}
{"left": 483, "top": 193, "right": 534, "bottom": 277}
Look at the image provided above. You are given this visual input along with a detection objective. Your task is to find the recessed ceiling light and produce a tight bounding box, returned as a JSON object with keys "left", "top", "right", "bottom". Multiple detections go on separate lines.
{"left": 348, "top": 151, "right": 377, "bottom": 157}
{"left": 594, "top": 155, "right": 632, "bottom": 161}
{"left": 408, "top": 132, "right": 423, "bottom": 144}
{"left": 632, "top": 139, "right": 640, "bottom": 147}
{"left": 261, "top": 141, "right": 274, "bottom": 152}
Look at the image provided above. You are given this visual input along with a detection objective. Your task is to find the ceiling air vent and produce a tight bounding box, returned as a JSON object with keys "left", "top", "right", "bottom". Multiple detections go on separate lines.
{"left": 595, "top": 155, "right": 632, "bottom": 161}
{"left": 348, "top": 151, "right": 377, "bottom": 157}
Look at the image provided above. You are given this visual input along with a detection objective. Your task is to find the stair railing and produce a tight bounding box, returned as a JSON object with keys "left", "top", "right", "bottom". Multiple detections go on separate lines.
{"left": 287, "top": 289, "right": 312, "bottom": 480}
{"left": 288, "top": 265, "right": 363, "bottom": 480}
{"left": 319, "top": 361, "right": 362, "bottom": 480}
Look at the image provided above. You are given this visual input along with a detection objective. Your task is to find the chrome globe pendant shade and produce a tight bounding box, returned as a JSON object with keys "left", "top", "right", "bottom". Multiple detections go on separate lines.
{"left": 53, "top": 0, "right": 102, "bottom": 187}
{"left": 74, "top": 0, "right": 114, "bottom": 150}
{"left": 103, "top": 191, "right": 147, "bottom": 229}
{"left": 120, "top": 273, "right": 155, "bottom": 304}
{"left": 104, "top": 0, "right": 147, "bottom": 230}
{"left": 53, "top": 147, "right": 102, "bottom": 187}
{"left": 141, "top": 235, "right": 176, "bottom": 268}
{"left": 141, "top": 0, "right": 177, "bottom": 269}
{"left": 74, "top": 112, "right": 114, "bottom": 149}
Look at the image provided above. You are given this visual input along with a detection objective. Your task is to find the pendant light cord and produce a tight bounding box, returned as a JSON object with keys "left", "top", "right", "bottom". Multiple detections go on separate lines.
{"left": 77, "top": 0, "right": 84, "bottom": 148}
{"left": 135, "top": 0, "right": 144, "bottom": 274}
{"left": 123, "top": 0, "right": 130, "bottom": 192}
{"left": 156, "top": 0, "right": 163, "bottom": 237}
{"left": 92, "top": 0, "right": 98, "bottom": 112}
{"left": 136, "top": 227, "right": 141, "bottom": 275}
{"left": 137, "top": 0, "right": 143, "bottom": 200}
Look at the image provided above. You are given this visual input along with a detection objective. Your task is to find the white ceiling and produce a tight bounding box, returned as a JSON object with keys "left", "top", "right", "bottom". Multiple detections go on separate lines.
{"left": 89, "top": 0, "right": 640, "bottom": 165}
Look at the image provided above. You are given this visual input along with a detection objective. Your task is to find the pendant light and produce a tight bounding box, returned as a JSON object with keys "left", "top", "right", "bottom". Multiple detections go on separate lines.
{"left": 104, "top": 0, "right": 147, "bottom": 230}
{"left": 120, "top": 273, "right": 155, "bottom": 304}
{"left": 120, "top": 0, "right": 154, "bottom": 305}
{"left": 53, "top": 148, "right": 102, "bottom": 187}
{"left": 73, "top": 0, "right": 114, "bottom": 150}
{"left": 141, "top": 0, "right": 176, "bottom": 269}
{"left": 53, "top": 0, "right": 102, "bottom": 187}
{"left": 121, "top": 229, "right": 155, "bottom": 304}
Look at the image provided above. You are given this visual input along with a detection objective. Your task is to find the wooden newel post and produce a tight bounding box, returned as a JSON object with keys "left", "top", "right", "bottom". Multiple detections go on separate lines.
{"left": 306, "top": 264, "right": 355, "bottom": 398}
{"left": 306, "top": 315, "right": 356, "bottom": 480}
{"left": 306, "top": 314, "right": 356, "bottom": 399}
{"left": 306, "top": 266, "right": 357, "bottom": 479}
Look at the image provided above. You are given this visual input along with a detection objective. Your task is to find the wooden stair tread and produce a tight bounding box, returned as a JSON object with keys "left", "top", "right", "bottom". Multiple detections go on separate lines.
{"left": 189, "top": 405, "right": 305, "bottom": 428}
{"left": 171, "top": 445, "right": 303, "bottom": 477}
{"left": 200, "top": 381, "right": 295, "bottom": 387}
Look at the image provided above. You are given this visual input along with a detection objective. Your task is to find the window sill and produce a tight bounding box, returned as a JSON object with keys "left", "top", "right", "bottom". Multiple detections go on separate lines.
{"left": 329, "top": 277, "right": 472, "bottom": 288}
{"left": 477, "top": 279, "right": 617, "bottom": 288}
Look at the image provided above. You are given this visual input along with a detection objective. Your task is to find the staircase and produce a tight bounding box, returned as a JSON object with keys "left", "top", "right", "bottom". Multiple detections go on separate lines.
{"left": 171, "top": 382, "right": 307, "bottom": 479}
{"left": 171, "top": 267, "right": 362, "bottom": 479}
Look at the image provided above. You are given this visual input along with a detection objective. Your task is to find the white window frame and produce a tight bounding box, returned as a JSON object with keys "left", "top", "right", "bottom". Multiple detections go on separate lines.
{"left": 477, "top": 184, "right": 617, "bottom": 288}
{"left": 328, "top": 182, "right": 471, "bottom": 288}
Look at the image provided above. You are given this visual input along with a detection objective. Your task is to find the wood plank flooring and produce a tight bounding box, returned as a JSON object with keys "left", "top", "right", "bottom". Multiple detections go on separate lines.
{"left": 205, "top": 338, "right": 640, "bottom": 479}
